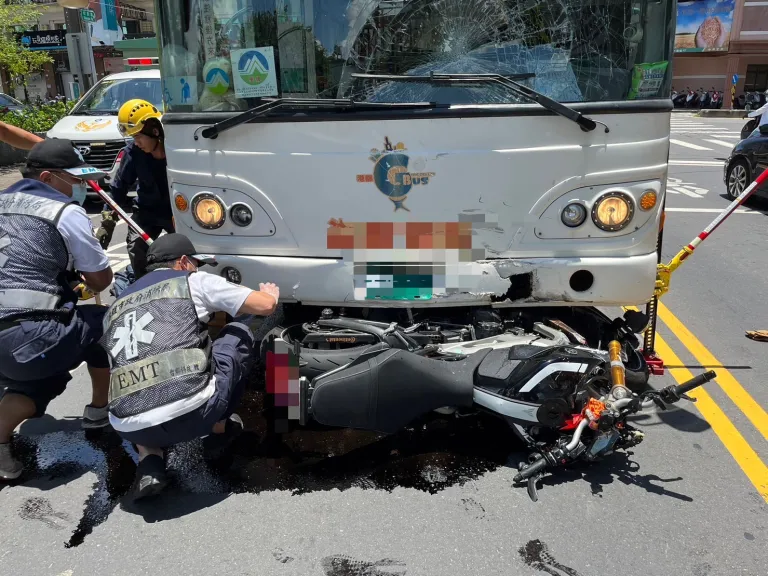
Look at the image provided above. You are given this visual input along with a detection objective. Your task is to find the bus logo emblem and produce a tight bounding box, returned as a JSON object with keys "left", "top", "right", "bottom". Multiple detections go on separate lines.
{"left": 237, "top": 50, "right": 270, "bottom": 86}
{"left": 356, "top": 137, "right": 435, "bottom": 212}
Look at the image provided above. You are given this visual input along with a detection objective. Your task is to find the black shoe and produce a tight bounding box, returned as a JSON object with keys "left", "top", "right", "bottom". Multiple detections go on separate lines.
{"left": 202, "top": 413, "right": 244, "bottom": 461}
{"left": 130, "top": 454, "right": 168, "bottom": 501}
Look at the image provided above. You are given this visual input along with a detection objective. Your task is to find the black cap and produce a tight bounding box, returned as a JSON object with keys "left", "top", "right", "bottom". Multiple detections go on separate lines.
{"left": 146, "top": 233, "right": 218, "bottom": 267}
{"left": 25, "top": 138, "right": 107, "bottom": 179}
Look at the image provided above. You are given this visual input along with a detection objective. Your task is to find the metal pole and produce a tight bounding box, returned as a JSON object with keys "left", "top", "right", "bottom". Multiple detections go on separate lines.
{"left": 63, "top": 8, "right": 93, "bottom": 91}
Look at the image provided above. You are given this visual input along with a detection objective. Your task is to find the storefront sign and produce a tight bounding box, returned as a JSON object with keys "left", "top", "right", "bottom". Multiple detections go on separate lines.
{"left": 17, "top": 30, "right": 68, "bottom": 51}
{"left": 100, "top": 0, "right": 120, "bottom": 32}
{"left": 675, "top": 0, "right": 736, "bottom": 53}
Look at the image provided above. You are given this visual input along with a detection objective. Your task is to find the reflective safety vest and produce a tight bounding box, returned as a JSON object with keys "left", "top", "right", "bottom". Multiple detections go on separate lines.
{"left": 0, "top": 180, "right": 79, "bottom": 322}
{"left": 101, "top": 268, "right": 212, "bottom": 419}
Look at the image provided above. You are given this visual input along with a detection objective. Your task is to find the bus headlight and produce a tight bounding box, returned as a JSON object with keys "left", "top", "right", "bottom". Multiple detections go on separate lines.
{"left": 191, "top": 193, "right": 226, "bottom": 229}
{"left": 230, "top": 203, "right": 253, "bottom": 227}
{"left": 591, "top": 192, "right": 634, "bottom": 232}
{"left": 561, "top": 203, "right": 587, "bottom": 227}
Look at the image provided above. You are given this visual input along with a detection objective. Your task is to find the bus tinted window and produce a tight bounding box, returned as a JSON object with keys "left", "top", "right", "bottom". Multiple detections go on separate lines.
{"left": 157, "top": 0, "right": 674, "bottom": 112}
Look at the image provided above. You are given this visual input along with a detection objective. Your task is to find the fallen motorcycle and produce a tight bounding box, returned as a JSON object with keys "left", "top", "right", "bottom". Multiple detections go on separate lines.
{"left": 261, "top": 307, "right": 651, "bottom": 388}
{"left": 262, "top": 310, "right": 715, "bottom": 500}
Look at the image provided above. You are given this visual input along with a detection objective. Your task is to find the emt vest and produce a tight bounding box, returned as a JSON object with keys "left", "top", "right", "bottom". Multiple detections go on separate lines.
{"left": 0, "top": 180, "right": 79, "bottom": 322}
{"left": 101, "top": 269, "right": 212, "bottom": 419}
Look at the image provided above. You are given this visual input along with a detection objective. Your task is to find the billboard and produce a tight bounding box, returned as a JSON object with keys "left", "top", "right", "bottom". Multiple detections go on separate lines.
{"left": 675, "top": 0, "right": 736, "bottom": 53}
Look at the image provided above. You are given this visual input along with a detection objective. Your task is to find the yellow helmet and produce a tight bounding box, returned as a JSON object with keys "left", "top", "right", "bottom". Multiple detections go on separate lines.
{"left": 117, "top": 99, "right": 162, "bottom": 137}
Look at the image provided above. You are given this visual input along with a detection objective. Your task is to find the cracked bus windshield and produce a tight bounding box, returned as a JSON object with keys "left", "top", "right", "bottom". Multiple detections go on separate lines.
{"left": 156, "top": 0, "right": 674, "bottom": 113}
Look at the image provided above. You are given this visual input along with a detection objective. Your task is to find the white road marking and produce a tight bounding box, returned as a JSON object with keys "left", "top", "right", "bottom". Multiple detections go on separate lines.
{"left": 669, "top": 160, "right": 723, "bottom": 166}
{"left": 106, "top": 242, "right": 127, "bottom": 253}
{"left": 671, "top": 130, "right": 740, "bottom": 134}
{"left": 703, "top": 139, "right": 736, "bottom": 149}
{"left": 665, "top": 207, "right": 758, "bottom": 214}
{"left": 111, "top": 260, "right": 131, "bottom": 272}
{"left": 666, "top": 176, "right": 709, "bottom": 198}
{"left": 670, "top": 139, "right": 713, "bottom": 150}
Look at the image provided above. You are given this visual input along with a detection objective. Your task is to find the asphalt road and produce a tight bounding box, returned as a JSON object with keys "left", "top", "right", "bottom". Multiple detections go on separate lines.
{"left": 0, "top": 114, "right": 767, "bottom": 576}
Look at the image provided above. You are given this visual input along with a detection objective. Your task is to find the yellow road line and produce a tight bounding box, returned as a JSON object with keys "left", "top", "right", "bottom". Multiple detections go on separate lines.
{"left": 657, "top": 301, "right": 768, "bottom": 443}
{"left": 655, "top": 335, "right": 768, "bottom": 502}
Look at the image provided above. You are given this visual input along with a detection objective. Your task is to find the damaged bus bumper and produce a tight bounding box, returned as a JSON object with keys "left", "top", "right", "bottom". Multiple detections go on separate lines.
{"left": 212, "top": 252, "right": 658, "bottom": 308}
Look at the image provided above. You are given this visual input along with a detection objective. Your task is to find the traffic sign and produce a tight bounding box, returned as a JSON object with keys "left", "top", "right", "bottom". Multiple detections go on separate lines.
{"left": 80, "top": 9, "right": 96, "bottom": 22}
{"left": 732, "top": 74, "right": 739, "bottom": 85}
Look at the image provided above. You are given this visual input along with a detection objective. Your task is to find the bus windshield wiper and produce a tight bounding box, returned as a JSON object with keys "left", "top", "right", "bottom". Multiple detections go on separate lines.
{"left": 198, "top": 98, "right": 440, "bottom": 139}
{"left": 352, "top": 72, "right": 609, "bottom": 133}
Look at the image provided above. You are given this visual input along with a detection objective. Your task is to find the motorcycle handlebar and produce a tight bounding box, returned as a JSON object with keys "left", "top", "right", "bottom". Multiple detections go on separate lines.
{"left": 678, "top": 370, "right": 717, "bottom": 395}
{"left": 514, "top": 456, "right": 550, "bottom": 482}
{"left": 655, "top": 370, "right": 717, "bottom": 404}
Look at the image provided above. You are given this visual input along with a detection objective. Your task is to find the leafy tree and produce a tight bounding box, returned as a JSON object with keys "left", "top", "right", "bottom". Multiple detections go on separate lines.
{"left": 0, "top": 1, "right": 52, "bottom": 93}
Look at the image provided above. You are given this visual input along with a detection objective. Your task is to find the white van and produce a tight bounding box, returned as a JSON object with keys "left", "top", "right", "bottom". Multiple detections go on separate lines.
{"left": 46, "top": 67, "right": 162, "bottom": 199}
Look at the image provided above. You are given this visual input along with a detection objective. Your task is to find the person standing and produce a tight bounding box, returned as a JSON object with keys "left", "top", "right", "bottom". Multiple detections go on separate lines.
{"left": 106, "top": 99, "right": 175, "bottom": 278}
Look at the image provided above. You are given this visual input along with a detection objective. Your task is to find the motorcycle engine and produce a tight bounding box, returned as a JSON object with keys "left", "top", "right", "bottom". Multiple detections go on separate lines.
{"left": 470, "top": 309, "right": 504, "bottom": 339}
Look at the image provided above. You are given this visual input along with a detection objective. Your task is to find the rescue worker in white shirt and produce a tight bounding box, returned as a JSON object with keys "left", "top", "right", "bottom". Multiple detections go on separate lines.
{"left": 101, "top": 233, "right": 279, "bottom": 500}
{"left": 0, "top": 139, "right": 114, "bottom": 481}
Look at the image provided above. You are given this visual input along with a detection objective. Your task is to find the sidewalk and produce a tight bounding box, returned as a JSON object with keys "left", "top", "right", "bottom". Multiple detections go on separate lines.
{"left": 0, "top": 164, "right": 22, "bottom": 190}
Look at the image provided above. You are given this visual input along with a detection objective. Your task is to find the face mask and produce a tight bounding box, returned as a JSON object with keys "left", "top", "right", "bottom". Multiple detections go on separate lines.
{"left": 51, "top": 173, "right": 87, "bottom": 206}
{"left": 71, "top": 181, "right": 87, "bottom": 206}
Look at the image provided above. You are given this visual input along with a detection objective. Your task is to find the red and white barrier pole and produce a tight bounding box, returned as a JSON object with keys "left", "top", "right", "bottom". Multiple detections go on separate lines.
{"left": 86, "top": 179, "right": 152, "bottom": 245}
{"left": 669, "top": 167, "right": 768, "bottom": 270}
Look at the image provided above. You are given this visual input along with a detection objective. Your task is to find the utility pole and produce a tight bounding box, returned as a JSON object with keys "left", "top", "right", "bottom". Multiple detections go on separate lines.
{"left": 64, "top": 8, "right": 96, "bottom": 92}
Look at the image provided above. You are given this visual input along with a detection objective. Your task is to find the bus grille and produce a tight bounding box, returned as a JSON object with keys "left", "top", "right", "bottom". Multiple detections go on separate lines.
{"left": 71, "top": 141, "right": 126, "bottom": 172}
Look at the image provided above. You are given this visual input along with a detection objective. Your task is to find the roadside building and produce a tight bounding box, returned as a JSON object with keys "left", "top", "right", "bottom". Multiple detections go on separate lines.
{"left": 672, "top": 0, "right": 768, "bottom": 108}
{"left": 0, "top": 0, "right": 155, "bottom": 101}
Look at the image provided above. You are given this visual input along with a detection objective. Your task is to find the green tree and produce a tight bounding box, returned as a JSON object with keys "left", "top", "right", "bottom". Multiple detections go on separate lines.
{"left": 0, "top": 1, "right": 52, "bottom": 93}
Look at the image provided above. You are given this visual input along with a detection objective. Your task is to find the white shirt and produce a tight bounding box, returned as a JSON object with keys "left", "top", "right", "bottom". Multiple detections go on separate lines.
{"left": 57, "top": 204, "right": 110, "bottom": 273}
{"left": 109, "top": 270, "right": 255, "bottom": 432}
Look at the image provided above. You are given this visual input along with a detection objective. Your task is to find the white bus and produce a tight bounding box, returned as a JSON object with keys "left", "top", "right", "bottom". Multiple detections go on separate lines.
{"left": 154, "top": 0, "right": 675, "bottom": 380}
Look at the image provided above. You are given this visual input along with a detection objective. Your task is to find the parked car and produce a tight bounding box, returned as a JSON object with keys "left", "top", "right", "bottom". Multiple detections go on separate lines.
{"left": 724, "top": 124, "right": 768, "bottom": 200}
{"left": 0, "top": 93, "right": 25, "bottom": 114}
{"left": 46, "top": 66, "right": 162, "bottom": 199}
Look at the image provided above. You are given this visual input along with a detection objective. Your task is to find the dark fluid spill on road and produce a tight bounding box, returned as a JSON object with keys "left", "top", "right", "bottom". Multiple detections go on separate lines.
{"left": 518, "top": 540, "right": 585, "bottom": 576}
{"left": 6, "top": 389, "right": 519, "bottom": 549}
{"left": 320, "top": 554, "right": 407, "bottom": 576}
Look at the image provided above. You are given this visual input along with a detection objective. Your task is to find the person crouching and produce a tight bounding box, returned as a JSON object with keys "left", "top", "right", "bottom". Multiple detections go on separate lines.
{"left": 100, "top": 233, "right": 279, "bottom": 500}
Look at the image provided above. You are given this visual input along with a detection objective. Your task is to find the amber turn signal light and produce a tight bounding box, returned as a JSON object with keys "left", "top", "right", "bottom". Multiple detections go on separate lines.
{"left": 639, "top": 190, "right": 657, "bottom": 211}
{"left": 174, "top": 193, "right": 189, "bottom": 212}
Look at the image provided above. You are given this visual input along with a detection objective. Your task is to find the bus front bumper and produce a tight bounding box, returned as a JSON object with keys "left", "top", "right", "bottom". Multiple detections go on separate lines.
{"left": 210, "top": 252, "right": 658, "bottom": 308}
